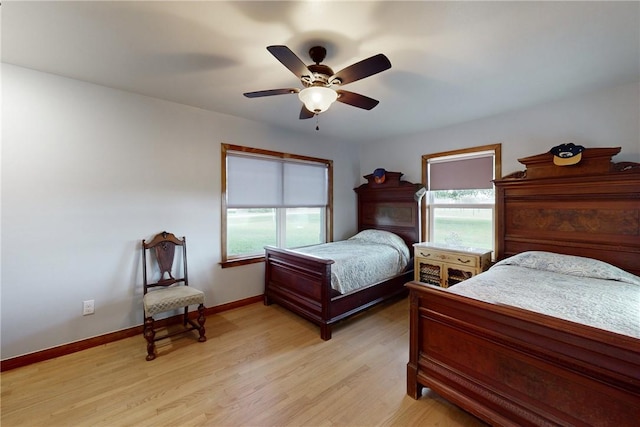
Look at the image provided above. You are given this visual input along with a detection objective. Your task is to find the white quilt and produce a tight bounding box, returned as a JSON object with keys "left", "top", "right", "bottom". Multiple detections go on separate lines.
{"left": 293, "top": 229, "right": 410, "bottom": 294}
{"left": 447, "top": 251, "right": 640, "bottom": 338}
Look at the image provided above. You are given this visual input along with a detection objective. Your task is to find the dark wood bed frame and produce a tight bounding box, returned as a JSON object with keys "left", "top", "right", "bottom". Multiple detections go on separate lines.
{"left": 407, "top": 147, "right": 640, "bottom": 426}
{"left": 264, "top": 171, "right": 423, "bottom": 340}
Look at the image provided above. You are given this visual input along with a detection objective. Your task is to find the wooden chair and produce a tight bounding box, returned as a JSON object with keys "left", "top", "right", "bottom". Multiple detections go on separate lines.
{"left": 142, "top": 231, "right": 206, "bottom": 361}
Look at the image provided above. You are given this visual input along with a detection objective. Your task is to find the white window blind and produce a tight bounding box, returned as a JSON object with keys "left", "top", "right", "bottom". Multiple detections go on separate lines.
{"left": 227, "top": 154, "right": 327, "bottom": 208}
{"left": 428, "top": 154, "right": 494, "bottom": 190}
{"left": 283, "top": 162, "right": 327, "bottom": 206}
{"left": 227, "top": 155, "right": 281, "bottom": 207}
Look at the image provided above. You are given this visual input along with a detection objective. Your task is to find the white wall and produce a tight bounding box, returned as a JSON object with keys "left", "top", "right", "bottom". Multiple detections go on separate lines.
{"left": 3, "top": 64, "right": 638, "bottom": 361}
{"left": 1, "top": 64, "right": 360, "bottom": 360}
{"left": 360, "top": 81, "right": 640, "bottom": 184}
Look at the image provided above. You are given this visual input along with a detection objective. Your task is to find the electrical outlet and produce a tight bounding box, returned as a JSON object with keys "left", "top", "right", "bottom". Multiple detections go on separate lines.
{"left": 83, "top": 299, "right": 95, "bottom": 316}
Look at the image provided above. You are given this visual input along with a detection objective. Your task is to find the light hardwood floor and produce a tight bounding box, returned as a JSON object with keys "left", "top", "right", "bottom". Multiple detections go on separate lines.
{"left": 1, "top": 297, "right": 486, "bottom": 426}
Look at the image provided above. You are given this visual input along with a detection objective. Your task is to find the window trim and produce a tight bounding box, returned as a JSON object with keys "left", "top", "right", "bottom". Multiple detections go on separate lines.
{"left": 220, "top": 143, "right": 333, "bottom": 268}
{"left": 421, "top": 143, "right": 501, "bottom": 253}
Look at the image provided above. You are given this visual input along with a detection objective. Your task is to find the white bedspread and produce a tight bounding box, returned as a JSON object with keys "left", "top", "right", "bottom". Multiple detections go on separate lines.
{"left": 447, "top": 251, "right": 640, "bottom": 338}
{"left": 293, "top": 229, "right": 410, "bottom": 294}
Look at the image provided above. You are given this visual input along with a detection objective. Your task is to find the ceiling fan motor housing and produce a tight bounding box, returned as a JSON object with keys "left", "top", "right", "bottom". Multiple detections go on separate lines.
{"left": 303, "top": 64, "right": 337, "bottom": 87}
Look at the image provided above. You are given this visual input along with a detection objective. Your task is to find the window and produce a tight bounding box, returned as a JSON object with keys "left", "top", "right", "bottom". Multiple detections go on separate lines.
{"left": 221, "top": 144, "right": 333, "bottom": 267}
{"left": 421, "top": 144, "right": 501, "bottom": 253}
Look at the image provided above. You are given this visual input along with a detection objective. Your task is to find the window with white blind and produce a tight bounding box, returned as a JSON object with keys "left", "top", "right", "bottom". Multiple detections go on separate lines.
{"left": 221, "top": 144, "right": 333, "bottom": 267}
{"left": 421, "top": 144, "right": 501, "bottom": 252}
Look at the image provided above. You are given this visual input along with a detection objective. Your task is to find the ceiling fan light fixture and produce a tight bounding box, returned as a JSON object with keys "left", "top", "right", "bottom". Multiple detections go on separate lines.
{"left": 298, "top": 86, "right": 338, "bottom": 114}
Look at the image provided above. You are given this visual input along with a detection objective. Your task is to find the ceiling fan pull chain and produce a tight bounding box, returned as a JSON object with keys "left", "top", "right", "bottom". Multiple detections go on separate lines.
{"left": 315, "top": 114, "right": 320, "bottom": 131}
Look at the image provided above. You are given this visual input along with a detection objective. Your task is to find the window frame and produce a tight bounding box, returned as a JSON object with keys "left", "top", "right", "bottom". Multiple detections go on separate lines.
{"left": 421, "top": 144, "right": 501, "bottom": 254}
{"left": 221, "top": 143, "right": 333, "bottom": 268}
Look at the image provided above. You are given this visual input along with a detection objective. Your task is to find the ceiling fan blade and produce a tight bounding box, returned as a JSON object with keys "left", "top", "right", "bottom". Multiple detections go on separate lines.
{"left": 243, "top": 88, "right": 299, "bottom": 98}
{"left": 330, "top": 54, "right": 391, "bottom": 86}
{"left": 267, "top": 45, "right": 312, "bottom": 79}
{"left": 299, "top": 106, "right": 315, "bottom": 119}
{"left": 336, "top": 90, "right": 380, "bottom": 110}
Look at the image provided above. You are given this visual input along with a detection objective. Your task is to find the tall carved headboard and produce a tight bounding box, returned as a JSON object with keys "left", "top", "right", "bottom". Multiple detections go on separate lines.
{"left": 494, "top": 147, "right": 640, "bottom": 276}
{"left": 354, "top": 171, "right": 424, "bottom": 256}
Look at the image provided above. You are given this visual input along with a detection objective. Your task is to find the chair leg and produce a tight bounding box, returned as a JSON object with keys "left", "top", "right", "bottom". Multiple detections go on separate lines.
{"left": 144, "top": 316, "right": 156, "bottom": 361}
{"left": 197, "top": 303, "right": 206, "bottom": 342}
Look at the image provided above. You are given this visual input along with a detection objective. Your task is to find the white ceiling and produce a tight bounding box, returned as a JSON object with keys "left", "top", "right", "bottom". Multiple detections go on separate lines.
{"left": 2, "top": 1, "right": 639, "bottom": 143}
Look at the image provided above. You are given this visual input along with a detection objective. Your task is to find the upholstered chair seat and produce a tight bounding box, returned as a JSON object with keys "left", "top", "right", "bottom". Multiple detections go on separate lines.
{"left": 143, "top": 286, "right": 204, "bottom": 317}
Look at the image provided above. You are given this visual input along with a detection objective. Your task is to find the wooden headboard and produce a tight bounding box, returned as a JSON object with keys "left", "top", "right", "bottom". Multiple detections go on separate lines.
{"left": 354, "top": 171, "right": 424, "bottom": 256}
{"left": 494, "top": 147, "right": 640, "bottom": 276}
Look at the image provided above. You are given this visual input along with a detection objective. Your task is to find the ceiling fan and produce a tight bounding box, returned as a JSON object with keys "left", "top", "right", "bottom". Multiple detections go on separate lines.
{"left": 243, "top": 45, "right": 392, "bottom": 120}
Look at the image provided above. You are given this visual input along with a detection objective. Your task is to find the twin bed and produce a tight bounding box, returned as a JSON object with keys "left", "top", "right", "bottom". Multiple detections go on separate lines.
{"left": 264, "top": 171, "right": 423, "bottom": 340}
{"left": 407, "top": 147, "right": 640, "bottom": 426}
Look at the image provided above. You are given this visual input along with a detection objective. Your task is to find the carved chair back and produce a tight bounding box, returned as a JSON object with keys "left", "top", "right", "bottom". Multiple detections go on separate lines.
{"left": 142, "top": 231, "right": 189, "bottom": 293}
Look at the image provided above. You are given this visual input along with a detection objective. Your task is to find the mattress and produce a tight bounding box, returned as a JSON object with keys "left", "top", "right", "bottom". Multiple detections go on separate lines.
{"left": 447, "top": 251, "right": 640, "bottom": 338}
{"left": 293, "top": 229, "right": 410, "bottom": 294}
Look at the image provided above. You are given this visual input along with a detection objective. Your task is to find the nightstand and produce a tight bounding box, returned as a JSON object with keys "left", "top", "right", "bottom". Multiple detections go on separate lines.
{"left": 413, "top": 243, "right": 492, "bottom": 288}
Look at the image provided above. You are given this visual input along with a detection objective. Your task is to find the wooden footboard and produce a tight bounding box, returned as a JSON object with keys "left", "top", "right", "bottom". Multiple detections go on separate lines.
{"left": 406, "top": 282, "right": 640, "bottom": 427}
{"left": 265, "top": 246, "right": 410, "bottom": 340}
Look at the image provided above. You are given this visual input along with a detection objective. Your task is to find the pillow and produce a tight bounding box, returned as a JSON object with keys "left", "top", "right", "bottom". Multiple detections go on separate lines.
{"left": 348, "top": 229, "right": 410, "bottom": 263}
{"left": 494, "top": 251, "right": 640, "bottom": 285}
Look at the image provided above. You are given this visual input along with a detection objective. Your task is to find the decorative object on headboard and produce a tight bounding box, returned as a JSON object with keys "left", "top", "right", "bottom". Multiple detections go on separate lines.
{"left": 549, "top": 143, "right": 585, "bottom": 166}
{"left": 373, "top": 168, "right": 386, "bottom": 184}
{"left": 362, "top": 170, "right": 402, "bottom": 187}
{"left": 503, "top": 146, "right": 639, "bottom": 179}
